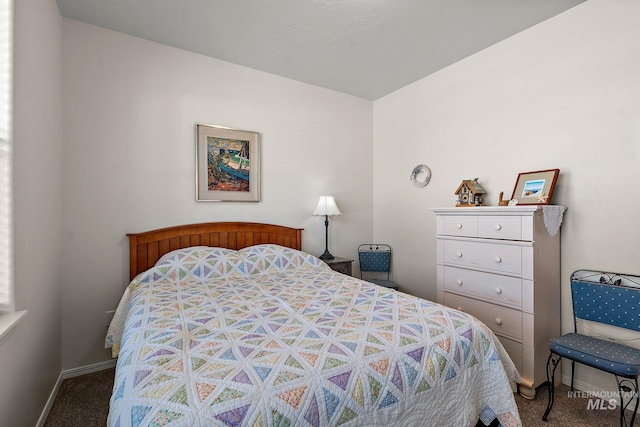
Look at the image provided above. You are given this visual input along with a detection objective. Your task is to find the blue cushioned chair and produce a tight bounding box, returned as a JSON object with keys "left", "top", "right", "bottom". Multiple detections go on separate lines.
{"left": 358, "top": 244, "right": 398, "bottom": 290}
{"left": 543, "top": 270, "right": 640, "bottom": 426}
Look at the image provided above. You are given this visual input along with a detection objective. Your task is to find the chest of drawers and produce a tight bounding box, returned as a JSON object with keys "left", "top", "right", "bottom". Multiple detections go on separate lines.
{"left": 432, "top": 206, "right": 562, "bottom": 398}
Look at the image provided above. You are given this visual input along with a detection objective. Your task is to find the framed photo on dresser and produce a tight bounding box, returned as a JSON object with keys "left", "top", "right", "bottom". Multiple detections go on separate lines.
{"left": 511, "top": 168, "right": 559, "bottom": 205}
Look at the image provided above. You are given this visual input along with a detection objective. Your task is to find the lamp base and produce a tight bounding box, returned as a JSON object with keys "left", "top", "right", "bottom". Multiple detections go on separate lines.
{"left": 319, "top": 215, "right": 334, "bottom": 260}
{"left": 319, "top": 251, "right": 334, "bottom": 260}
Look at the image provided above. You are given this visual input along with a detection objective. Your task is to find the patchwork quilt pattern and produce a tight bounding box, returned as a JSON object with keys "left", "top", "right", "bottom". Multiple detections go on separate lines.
{"left": 106, "top": 244, "right": 521, "bottom": 427}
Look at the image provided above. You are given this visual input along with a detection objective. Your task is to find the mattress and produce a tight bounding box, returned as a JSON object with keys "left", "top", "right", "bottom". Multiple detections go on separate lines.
{"left": 106, "top": 244, "right": 521, "bottom": 426}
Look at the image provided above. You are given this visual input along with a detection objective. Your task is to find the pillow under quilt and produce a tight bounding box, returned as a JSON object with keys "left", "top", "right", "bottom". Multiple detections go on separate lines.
{"left": 138, "top": 244, "right": 328, "bottom": 282}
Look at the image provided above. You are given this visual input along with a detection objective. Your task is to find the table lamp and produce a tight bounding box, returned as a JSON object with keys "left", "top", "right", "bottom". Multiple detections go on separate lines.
{"left": 312, "top": 196, "right": 342, "bottom": 260}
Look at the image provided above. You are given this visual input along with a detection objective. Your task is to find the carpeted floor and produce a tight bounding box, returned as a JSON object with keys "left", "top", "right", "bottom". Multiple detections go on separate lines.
{"left": 44, "top": 368, "right": 630, "bottom": 426}
{"left": 43, "top": 368, "right": 116, "bottom": 427}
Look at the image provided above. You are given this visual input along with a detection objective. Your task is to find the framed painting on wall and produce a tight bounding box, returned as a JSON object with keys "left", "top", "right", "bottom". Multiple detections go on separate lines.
{"left": 196, "top": 124, "right": 260, "bottom": 202}
{"left": 511, "top": 168, "right": 559, "bottom": 205}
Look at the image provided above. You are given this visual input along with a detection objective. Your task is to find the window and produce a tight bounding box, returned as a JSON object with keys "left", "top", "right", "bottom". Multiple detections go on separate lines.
{"left": 0, "top": 0, "right": 12, "bottom": 314}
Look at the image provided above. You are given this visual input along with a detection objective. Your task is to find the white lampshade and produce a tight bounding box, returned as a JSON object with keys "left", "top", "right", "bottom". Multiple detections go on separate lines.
{"left": 312, "top": 196, "right": 342, "bottom": 216}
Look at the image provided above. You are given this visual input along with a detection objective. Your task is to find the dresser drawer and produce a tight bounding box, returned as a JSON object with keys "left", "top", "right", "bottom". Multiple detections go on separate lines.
{"left": 444, "top": 293, "right": 522, "bottom": 341}
{"left": 477, "top": 216, "right": 522, "bottom": 240}
{"left": 440, "top": 215, "right": 478, "bottom": 237}
{"left": 499, "top": 335, "right": 523, "bottom": 375}
{"left": 442, "top": 266, "right": 522, "bottom": 308}
{"left": 442, "top": 239, "right": 522, "bottom": 276}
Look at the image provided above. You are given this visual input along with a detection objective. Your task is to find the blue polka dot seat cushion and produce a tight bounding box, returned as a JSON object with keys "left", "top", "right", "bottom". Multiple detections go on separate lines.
{"left": 551, "top": 332, "right": 640, "bottom": 378}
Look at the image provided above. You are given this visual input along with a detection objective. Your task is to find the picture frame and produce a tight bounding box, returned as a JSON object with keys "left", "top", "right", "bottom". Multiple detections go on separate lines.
{"left": 511, "top": 168, "right": 559, "bottom": 205}
{"left": 196, "top": 124, "right": 260, "bottom": 202}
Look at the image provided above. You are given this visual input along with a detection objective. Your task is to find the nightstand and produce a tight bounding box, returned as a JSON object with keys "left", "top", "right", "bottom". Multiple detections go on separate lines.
{"left": 323, "top": 257, "right": 353, "bottom": 276}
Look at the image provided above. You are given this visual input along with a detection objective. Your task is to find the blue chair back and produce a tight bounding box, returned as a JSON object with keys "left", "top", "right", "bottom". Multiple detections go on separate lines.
{"left": 358, "top": 244, "right": 391, "bottom": 275}
{"left": 571, "top": 270, "right": 640, "bottom": 333}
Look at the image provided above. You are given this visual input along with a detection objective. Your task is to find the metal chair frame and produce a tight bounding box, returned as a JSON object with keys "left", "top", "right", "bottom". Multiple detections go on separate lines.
{"left": 543, "top": 270, "right": 640, "bottom": 426}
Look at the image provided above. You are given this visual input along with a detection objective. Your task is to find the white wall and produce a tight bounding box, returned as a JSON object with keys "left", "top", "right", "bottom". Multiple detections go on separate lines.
{"left": 373, "top": 0, "right": 640, "bottom": 393}
{"left": 61, "top": 19, "right": 373, "bottom": 369}
{"left": 14, "top": 0, "right": 637, "bottom": 408}
{"left": 0, "top": 0, "right": 63, "bottom": 425}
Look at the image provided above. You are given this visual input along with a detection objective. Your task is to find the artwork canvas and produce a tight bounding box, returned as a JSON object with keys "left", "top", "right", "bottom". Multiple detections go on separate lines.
{"left": 196, "top": 124, "right": 260, "bottom": 201}
{"left": 521, "top": 179, "right": 545, "bottom": 198}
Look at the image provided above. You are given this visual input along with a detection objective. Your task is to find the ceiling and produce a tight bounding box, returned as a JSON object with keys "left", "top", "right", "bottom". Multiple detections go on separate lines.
{"left": 55, "top": 0, "right": 586, "bottom": 100}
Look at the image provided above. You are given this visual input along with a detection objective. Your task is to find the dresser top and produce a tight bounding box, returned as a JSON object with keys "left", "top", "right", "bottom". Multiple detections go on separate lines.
{"left": 432, "top": 206, "right": 557, "bottom": 215}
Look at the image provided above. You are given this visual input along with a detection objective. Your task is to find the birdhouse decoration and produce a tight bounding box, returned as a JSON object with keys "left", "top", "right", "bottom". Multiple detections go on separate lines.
{"left": 455, "top": 178, "right": 487, "bottom": 207}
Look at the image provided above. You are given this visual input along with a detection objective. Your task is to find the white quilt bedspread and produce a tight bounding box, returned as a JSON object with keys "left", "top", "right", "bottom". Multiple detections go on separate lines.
{"left": 106, "top": 244, "right": 521, "bottom": 427}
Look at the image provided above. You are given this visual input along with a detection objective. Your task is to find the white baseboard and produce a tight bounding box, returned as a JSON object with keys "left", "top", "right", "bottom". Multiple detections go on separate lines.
{"left": 62, "top": 359, "right": 117, "bottom": 379}
{"left": 35, "top": 372, "right": 63, "bottom": 427}
{"left": 36, "top": 359, "right": 117, "bottom": 427}
{"left": 561, "top": 373, "right": 593, "bottom": 393}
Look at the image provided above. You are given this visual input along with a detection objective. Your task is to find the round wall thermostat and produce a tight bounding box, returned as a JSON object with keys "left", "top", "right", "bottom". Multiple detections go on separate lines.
{"left": 410, "top": 164, "right": 431, "bottom": 187}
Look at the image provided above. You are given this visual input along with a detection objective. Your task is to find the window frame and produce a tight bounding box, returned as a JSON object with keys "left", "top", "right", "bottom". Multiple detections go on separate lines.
{"left": 0, "top": 0, "right": 14, "bottom": 314}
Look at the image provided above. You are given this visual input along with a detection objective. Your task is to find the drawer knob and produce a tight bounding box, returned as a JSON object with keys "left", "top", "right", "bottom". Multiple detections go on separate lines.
{"left": 495, "top": 256, "right": 502, "bottom": 263}
{"left": 495, "top": 318, "right": 502, "bottom": 325}
{"left": 456, "top": 223, "right": 463, "bottom": 229}
{"left": 495, "top": 287, "right": 502, "bottom": 294}
{"left": 456, "top": 279, "right": 463, "bottom": 286}
{"left": 456, "top": 251, "right": 463, "bottom": 258}
{"left": 494, "top": 224, "right": 502, "bottom": 230}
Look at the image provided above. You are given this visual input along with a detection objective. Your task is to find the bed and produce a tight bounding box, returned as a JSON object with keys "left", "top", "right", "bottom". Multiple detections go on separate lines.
{"left": 106, "top": 222, "right": 521, "bottom": 427}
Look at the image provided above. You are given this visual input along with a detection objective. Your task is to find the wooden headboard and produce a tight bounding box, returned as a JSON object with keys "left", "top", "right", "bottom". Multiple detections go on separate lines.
{"left": 127, "top": 222, "right": 303, "bottom": 280}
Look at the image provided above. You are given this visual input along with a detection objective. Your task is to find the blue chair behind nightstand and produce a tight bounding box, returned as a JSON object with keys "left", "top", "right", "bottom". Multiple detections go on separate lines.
{"left": 358, "top": 244, "right": 399, "bottom": 290}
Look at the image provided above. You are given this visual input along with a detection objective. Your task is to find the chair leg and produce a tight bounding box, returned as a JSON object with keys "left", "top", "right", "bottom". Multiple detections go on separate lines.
{"left": 570, "top": 360, "right": 576, "bottom": 391}
{"left": 542, "top": 353, "right": 561, "bottom": 422}
{"left": 615, "top": 376, "right": 639, "bottom": 427}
